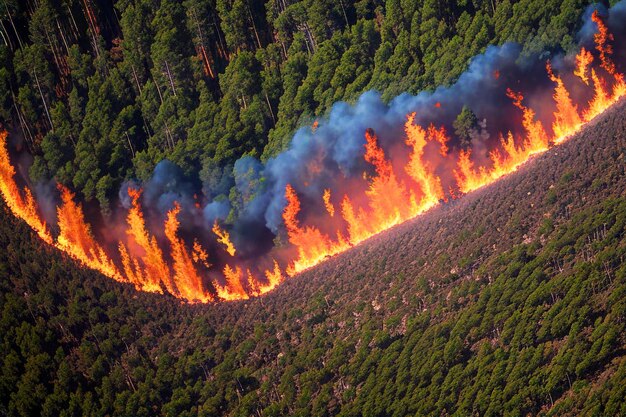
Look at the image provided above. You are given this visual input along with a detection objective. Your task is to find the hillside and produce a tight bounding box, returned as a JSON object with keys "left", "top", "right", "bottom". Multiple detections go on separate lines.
{"left": 1, "top": 0, "right": 620, "bottom": 305}
{"left": 1, "top": 89, "right": 625, "bottom": 417}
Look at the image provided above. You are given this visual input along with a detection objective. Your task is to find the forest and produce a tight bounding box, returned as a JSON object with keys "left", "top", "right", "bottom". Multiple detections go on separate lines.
{"left": 1, "top": 0, "right": 626, "bottom": 416}
{"left": 0, "top": 0, "right": 610, "bottom": 216}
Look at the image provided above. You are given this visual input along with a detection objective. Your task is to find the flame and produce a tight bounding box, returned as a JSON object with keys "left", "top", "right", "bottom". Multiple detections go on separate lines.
{"left": 455, "top": 149, "right": 488, "bottom": 194}
{"left": 323, "top": 189, "right": 335, "bottom": 217}
{"left": 592, "top": 10, "right": 616, "bottom": 75}
{"left": 215, "top": 265, "right": 248, "bottom": 300}
{"left": 404, "top": 115, "right": 444, "bottom": 206}
{"left": 340, "top": 195, "right": 367, "bottom": 246}
{"left": 0, "top": 130, "right": 52, "bottom": 244}
{"left": 456, "top": 13, "right": 623, "bottom": 195}
{"left": 248, "top": 260, "right": 284, "bottom": 296}
{"left": 506, "top": 88, "right": 550, "bottom": 152}
{"left": 192, "top": 239, "right": 211, "bottom": 268}
{"left": 212, "top": 221, "right": 236, "bottom": 256}
{"left": 584, "top": 69, "right": 612, "bottom": 120}
{"left": 338, "top": 129, "right": 413, "bottom": 244}
{"left": 118, "top": 243, "right": 144, "bottom": 289}
{"left": 165, "top": 203, "right": 212, "bottom": 302}
{"left": 55, "top": 185, "right": 123, "bottom": 280}
{"left": 263, "top": 260, "right": 284, "bottom": 292}
{"left": 581, "top": 12, "right": 626, "bottom": 121}
{"left": 546, "top": 62, "right": 582, "bottom": 143}
{"left": 574, "top": 47, "right": 593, "bottom": 84}
{"left": 429, "top": 125, "right": 450, "bottom": 156}
{"left": 455, "top": 88, "right": 552, "bottom": 194}
{"left": 0, "top": 12, "right": 624, "bottom": 303}
{"left": 121, "top": 188, "right": 172, "bottom": 294}
{"left": 285, "top": 123, "right": 447, "bottom": 274}
{"left": 287, "top": 26, "right": 626, "bottom": 274}
{"left": 284, "top": 183, "right": 346, "bottom": 275}
{"left": 360, "top": 129, "right": 410, "bottom": 234}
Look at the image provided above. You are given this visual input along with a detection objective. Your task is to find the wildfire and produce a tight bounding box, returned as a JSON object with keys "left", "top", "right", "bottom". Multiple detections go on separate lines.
{"left": 215, "top": 265, "right": 248, "bottom": 300}
{"left": 165, "top": 203, "right": 212, "bottom": 302}
{"left": 404, "top": 115, "right": 445, "bottom": 206}
{"left": 323, "top": 189, "right": 335, "bottom": 217}
{"left": 360, "top": 128, "right": 408, "bottom": 235}
{"left": 0, "top": 130, "right": 52, "bottom": 244}
{"left": 283, "top": 183, "right": 348, "bottom": 275}
{"left": 574, "top": 47, "right": 593, "bottom": 84}
{"left": 583, "top": 11, "right": 626, "bottom": 121}
{"left": 120, "top": 188, "right": 172, "bottom": 294}
{"left": 248, "top": 260, "right": 284, "bottom": 296}
{"left": 212, "top": 221, "right": 236, "bottom": 256}
{"left": 263, "top": 260, "right": 284, "bottom": 292}
{"left": 192, "top": 239, "right": 211, "bottom": 268}
{"left": 0, "top": 12, "right": 624, "bottom": 303}
{"left": 286, "top": 11, "right": 626, "bottom": 273}
{"left": 56, "top": 185, "right": 123, "bottom": 281}
{"left": 592, "top": 10, "right": 616, "bottom": 75}
{"left": 546, "top": 62, "right": 582, "bottom": 143}
{"left": 506, "top": 89, "right": 550, "bottom": 152}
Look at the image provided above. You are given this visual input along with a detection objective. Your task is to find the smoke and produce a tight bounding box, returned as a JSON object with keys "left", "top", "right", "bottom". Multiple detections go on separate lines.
{"left": 33, "top": 180, "right": 59, "bottom": 227}
{"left": 131, "top": 161, "right": 195, "bottom": 217}
{"left": 254, "top": 43, "right": 543, "bottom": 234}
{"left": 203, "top": 200, "right": 229, "bottom": 223}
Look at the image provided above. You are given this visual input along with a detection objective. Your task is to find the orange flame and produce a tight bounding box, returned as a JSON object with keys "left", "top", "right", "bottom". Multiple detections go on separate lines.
{"left": 454, "top": 149, "right": 489, "bottom": 194}
{"left": 55, "top": 185, "right": 123, "bottom": 280}
{"left": 340, "top": 195, "right": 368, "bottom": 246}
{"left": 121, "top": 188, "right": 172, "bottom": 294}
{"left": 212, "top": 221, "right": 236, "bottom": 256}
{"left": 263, "top": 260, "right": 283, "bottom": 292}
{"left": 192, "top": 239, "right": 211, "bottom": 268}
{"left": 574, "top": 47, "right": 593, "bottom": 84}
{"left": 118, "top": 243, "right": 145, "bottom": 289}
{"left": 323, "top": 188, "right": 335, "bottom": 217}
{"left": 360, "top": 129, "right": 409, "bottom": 234}
{"left": 429, "top": 125, "right": 449, "bottom": 156}
{"left": 506, "top": 89, "right": 550, "bottom": 151}
{"left": 592, "top": 10, "right": 616, "bottom": 75}
{"left": 0, "top": 130, "right": 52, "bottom": 244}
{"left": 284, "top": 184, "right": 346, "bottom": 275}
{"left": 165, "top": 203, "right": 212, "bottom": 302}
{"left": 584, "top": 69, "right": 612, "bottom": 120}
{"left": 285, "top": 123, "right": 449, "bottom": 274}
{"left": 583, "top": 12, "right": 625, "bottom": 121}
{"left": 404, "top": 114, "right": 444, "bottom": 206}
{"left": 546, "top": 62, "right": 582, "bottom": 143}
{"left": 455, "top": 89, "right": 551, "bottom": 194}
{"left": 216, "top": 265, "right": 248, "bottom": 300}
{"left": 248, "top": 260, "right": 284, "bottom": 296}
